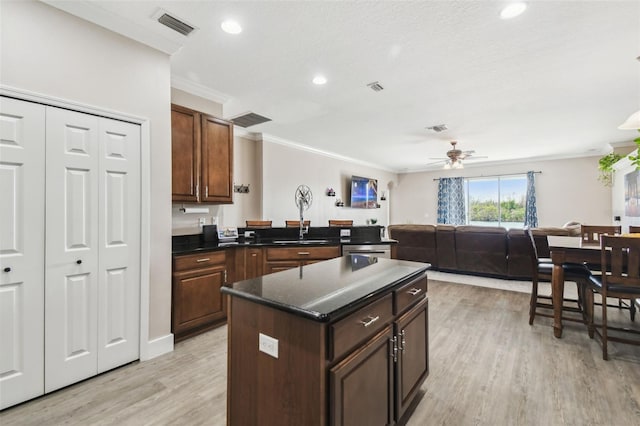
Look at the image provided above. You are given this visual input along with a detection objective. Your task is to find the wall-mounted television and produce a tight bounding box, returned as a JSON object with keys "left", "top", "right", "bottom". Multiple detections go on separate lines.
{"left": 350, "top": 175, "right": 378, "bottom": 208}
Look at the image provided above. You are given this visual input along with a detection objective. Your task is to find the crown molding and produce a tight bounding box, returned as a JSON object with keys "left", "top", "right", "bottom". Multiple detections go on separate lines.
{"left": 260, "top": 133, "right": 395, "bottom": 173}
{"left": 233, "top": 127, "right": 261, "bottom": 141}
{"left": 171, "top": 76, "right": 232, "bottom": 105}
{"left": 41, "top": 0, "right": 184, "bottom": 55}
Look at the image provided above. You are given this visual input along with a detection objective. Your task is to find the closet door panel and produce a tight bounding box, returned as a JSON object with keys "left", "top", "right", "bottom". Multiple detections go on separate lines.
{"left": 0, "top": 97, "right": 45, "bottom": 410}
{"left": 45, "top": 107, "right": 99, "bottom": 393}
{"left": 98, "top": 119, "right": 140, "bottom": 372}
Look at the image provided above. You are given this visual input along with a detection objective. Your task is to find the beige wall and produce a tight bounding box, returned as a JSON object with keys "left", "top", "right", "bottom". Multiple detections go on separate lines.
{"left": 261, "top": 140, "right": 397, "bottom": 228}
{"left": 391, "top": 156, "right": 612, "bottom": 227}
{"left": 1, "top": 1, "right": 172, "bottom": 340}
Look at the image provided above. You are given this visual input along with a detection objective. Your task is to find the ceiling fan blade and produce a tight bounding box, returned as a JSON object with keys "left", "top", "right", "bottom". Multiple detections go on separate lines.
{"left": 463, "top": 155, "right": 489, "bottom": 160}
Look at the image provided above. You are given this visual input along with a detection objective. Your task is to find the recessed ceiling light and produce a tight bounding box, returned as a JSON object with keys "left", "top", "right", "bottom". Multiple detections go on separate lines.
{"left": 312, "top": 75, "right": 327, "bottom": 85}
{"left": 500, "top": 2, "right": 527, "bottom": 20}
{"left": 221, "top": 19, "right": 242, "bottom": 34}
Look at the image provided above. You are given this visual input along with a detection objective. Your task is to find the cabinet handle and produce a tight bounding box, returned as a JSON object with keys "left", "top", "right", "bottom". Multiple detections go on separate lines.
{"left": 224, "top": 270, "right": 227, "bottom": 283}
{"left": 359, "top": 315, "right": 379, "bottom": 327}
{"left": 196, "top": 258, "right": 210, "bottom": 262}
{"left": 3, "top": 267, "right": 10, "bottom": 273}
{"left": 407, "top": 288, "right": 422, "bottom": 296}
{"left": 76, "top": 260, "right": 82, "bottom": 265}
{"left": 400, "top": 329, "right": 406, "bottom": 352}
{"left": 297, "top": 252, "right": 310, "bottom": 256}
{"left": 390, "top": 336, "right": 398, "bottom": 363}
{"left": 251, "top": 253, "right": 257, "bottom": 257}
{"left": 205, "top": 186, "right": 209, "bottom": 198}
{"left": 196, "top": 183, "right": 200, "bottom": 202}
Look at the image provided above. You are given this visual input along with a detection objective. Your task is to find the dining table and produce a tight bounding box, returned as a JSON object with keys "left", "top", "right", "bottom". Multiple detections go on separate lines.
{"left": 547, "top": 235, "right": 602, "bottom": 338}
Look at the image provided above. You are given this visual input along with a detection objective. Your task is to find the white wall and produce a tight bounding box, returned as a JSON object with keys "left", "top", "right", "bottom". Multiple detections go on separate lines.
{"left": 391, "top": 156, "right": 612, "bottom": 227}
{"left": 261, "top": 140, "right": 397, "bottom": 228}
{"left": 1, "top": 1, "right": 172, "bottom": 340}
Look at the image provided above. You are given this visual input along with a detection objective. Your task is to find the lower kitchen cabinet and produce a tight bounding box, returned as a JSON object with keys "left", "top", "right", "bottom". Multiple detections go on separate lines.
{"left": 172, "top": 251, "right": 227, "bottom": 341}
{"left": 330, "top": 297, "right": 429, "bottom": 425}
{"left": 263, "top": 245, "right": 341, "bottom": 275}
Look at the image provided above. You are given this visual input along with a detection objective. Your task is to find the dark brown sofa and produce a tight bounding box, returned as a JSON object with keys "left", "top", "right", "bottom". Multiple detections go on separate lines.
{"left": 388, "top": 224, "right": 579, "bottom": 280}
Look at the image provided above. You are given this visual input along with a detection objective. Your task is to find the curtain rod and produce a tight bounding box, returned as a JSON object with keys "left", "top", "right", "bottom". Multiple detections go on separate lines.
{"left": 432, "top": 171, "right": 542, "bottom": 181}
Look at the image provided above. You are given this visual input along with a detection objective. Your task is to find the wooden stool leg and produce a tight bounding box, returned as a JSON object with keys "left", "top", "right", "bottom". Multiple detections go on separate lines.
{"left": 529, "top": 277, "right": 538, "bottom": 325}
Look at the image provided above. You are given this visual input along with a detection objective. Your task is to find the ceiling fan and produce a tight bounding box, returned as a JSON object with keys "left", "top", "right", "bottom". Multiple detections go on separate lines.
{"left": 427, "top": 141, "right": 487, "bottom": 169}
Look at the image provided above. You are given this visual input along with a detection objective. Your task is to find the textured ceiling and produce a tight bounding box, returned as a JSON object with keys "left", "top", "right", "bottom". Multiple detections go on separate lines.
{"left": 46, "top": 0, "right": 640, "bottom": 172}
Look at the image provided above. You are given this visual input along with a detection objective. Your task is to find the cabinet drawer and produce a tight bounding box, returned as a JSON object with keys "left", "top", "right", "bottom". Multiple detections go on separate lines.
{"left": 174, "top": 250, "right": 226, "bottom": 272}
{"left": 330, "top": 293, "right": 393, "bottom": 361}
{"left": 266, "top": 245, "right": 340, "bottom": 261}
{"left": 394, "top": 275, "right": 427, "bottom": 315}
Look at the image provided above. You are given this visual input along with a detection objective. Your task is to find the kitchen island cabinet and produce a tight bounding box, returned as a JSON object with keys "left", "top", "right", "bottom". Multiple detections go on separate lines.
{"left": 222, "top": 256, "right": 429, "bottom": 425}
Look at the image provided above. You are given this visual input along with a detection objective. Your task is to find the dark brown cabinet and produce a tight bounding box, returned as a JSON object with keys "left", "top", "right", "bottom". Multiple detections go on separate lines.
{"left": 263, "top": 245, "right": 341, "bottom": 275}
{"left": 330, "top": 326, "right": 395, "bottom": 426}
{"left": 172, "top": 251, "right": 228, "bottom": 341}
{"left": 171, "top": 104, "right": 233, "bottom": 204}
{"left": 225, "top": 264, "right": 428, "bottom": 425}
{"left": 330, "top": 281, "right": 429, "bottom": 425}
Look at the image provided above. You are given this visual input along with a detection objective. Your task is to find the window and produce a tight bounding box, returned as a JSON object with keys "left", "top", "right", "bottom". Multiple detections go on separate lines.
{"left": 464, "top": 175, "right": 527, "bottom": 228}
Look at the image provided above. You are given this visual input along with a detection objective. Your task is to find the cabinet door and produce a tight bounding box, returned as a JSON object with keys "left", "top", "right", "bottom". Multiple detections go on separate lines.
{"left": 45, "top": 107, "right": 100, "bottom": 393}
{"left": 0, "top": 97, "right": 46, "bottom": 410}
{"left": 395, "top": 297, "right": 428, "bottom": 421}
{"left": 171, "top": 105, "right": 199, "bottom": 202}
{"left": 264, "top": 261, "right": 300, "bottom": 275}
{"left": 200, "top": 114, "right": 233, "bottom": 203}
{"left": 245, "top": 248, "right": 263, "bottom": 279}
{"left": 172, "top": 265, "right": 226, "bottom": 339}
{"left": 97, "top": 118, "right": 140, "bottom": 373}
{"left": 330, "top": 326, "right": 394, "bottom": 426}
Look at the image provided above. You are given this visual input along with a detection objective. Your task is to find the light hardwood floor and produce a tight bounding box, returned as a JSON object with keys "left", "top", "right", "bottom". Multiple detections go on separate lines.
{"left": 2, "top": 280, "right": 639, "bottom": 425}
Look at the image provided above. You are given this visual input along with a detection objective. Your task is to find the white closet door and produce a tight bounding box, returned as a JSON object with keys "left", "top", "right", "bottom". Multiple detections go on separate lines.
{"left": 97, "top": 118, "right": 140, "bottom": 372}
{"left": 0, "top": 97, "right": 45, "bottom": 409}
{"left": 45, "top": 107, "right": 99, "bottom": 393}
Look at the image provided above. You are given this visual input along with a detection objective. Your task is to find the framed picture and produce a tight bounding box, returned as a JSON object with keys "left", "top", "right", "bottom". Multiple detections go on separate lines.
{"left": 625, "top": 170, "right": 640, "bottom": 217}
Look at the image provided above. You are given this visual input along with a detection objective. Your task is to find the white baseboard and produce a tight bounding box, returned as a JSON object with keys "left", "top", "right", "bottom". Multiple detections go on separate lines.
{"left": 140, "top": 333, "right": 174, "bottom": 361}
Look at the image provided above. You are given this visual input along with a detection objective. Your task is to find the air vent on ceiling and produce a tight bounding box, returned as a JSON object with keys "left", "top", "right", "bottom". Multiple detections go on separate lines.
{"left": 157, "top": 12, "right": 196, "bottom": 36}
{"left": 231, "top": 112, "right": 272, "bottom": 128}
{"left": 367, "top": 81, "right": 384, "bottom": 92}
{"left": 426, "top": 124, "right": 448, "bottom": 133}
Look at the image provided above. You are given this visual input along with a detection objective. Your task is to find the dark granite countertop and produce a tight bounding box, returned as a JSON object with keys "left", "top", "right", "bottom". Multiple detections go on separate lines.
{"left": 221, "top": 256, "right": 429, "bottom": 322}
{"left": 172, "top": 225, "right": 397, "bottom": 255}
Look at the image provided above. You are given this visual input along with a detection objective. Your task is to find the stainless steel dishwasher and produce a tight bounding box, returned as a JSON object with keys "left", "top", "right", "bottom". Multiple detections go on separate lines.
{"left": 341, "top": 243, "right": 391, "bottom": 258}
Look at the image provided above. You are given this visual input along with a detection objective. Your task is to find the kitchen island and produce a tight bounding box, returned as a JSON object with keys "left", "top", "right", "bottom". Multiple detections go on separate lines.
{"left": 221, "top": 255, "right": 430, "bottom": 426}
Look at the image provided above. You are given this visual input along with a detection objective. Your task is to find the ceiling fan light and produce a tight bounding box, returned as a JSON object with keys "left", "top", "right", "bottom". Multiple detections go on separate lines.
{"left": 619, "top": 110, "right": 640, "bottom": 129}
{"left": 443, "top": 162, "right": 451, "bottom": 170}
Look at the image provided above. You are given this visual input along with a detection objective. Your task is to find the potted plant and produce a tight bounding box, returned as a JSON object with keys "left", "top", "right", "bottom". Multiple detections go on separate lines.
{"left": 598, "top": 152, "right": 623, "bottom": 186}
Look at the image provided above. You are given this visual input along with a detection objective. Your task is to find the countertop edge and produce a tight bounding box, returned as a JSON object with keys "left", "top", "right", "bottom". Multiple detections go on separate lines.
{"left": 221, "top": 265, "right": 430, "bottom": 323}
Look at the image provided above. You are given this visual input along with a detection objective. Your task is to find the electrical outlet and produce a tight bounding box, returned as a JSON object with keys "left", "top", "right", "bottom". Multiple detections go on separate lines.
{"left": 198, "top": 217, "right": 206, "bottom": 227}
{"left": 259, "top": 333, "right": 278, "bottom": 358}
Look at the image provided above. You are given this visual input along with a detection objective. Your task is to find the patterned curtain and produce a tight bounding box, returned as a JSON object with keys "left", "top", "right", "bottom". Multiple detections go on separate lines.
{"left": 524, "top": 171, "right": 538, "bottom": 227}
{"left": 437, "top": 177, "right": 466, "bottom": 225}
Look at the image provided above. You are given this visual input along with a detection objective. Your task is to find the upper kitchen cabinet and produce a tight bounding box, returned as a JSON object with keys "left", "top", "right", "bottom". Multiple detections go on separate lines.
{"left": 171, "top": 104, "right": 233, "bottom": 204}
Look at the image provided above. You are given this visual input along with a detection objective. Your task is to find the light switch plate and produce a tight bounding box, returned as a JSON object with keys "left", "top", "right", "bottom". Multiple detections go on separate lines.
{"left": 340, "top": 229, "right": 351, "bottom": 238}
{"left": 259, "top": 333, "right": 278, "bottom": 358}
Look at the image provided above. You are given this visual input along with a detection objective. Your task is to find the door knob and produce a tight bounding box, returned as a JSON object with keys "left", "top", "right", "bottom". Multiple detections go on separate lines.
{"left": 76, "top": 260, "right": 82, "bottom": 265}
{"left": 3, "top": 267, "right": 10, "bottom": 273}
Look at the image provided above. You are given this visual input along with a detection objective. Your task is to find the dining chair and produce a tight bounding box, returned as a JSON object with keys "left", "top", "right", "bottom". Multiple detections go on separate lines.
{"left": 629, "top": 225, "right": 640, "bottom": 234}
{"left": 328, "top": 219, "right": 353, "bottom": 227}
{"left": 285, "top": 220, "right": 310, "bottom": 227}
{"left": 525, "top": 227, "right": 591, "bottom": 325}
{"left": 585, "top": 235, "right": 640, "bottom": 360}
{"left": 245, "top": 220, "right": 272, "bottom": 229}
{"left": 580, "top": 225, "right": 621, "bottom": 245}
